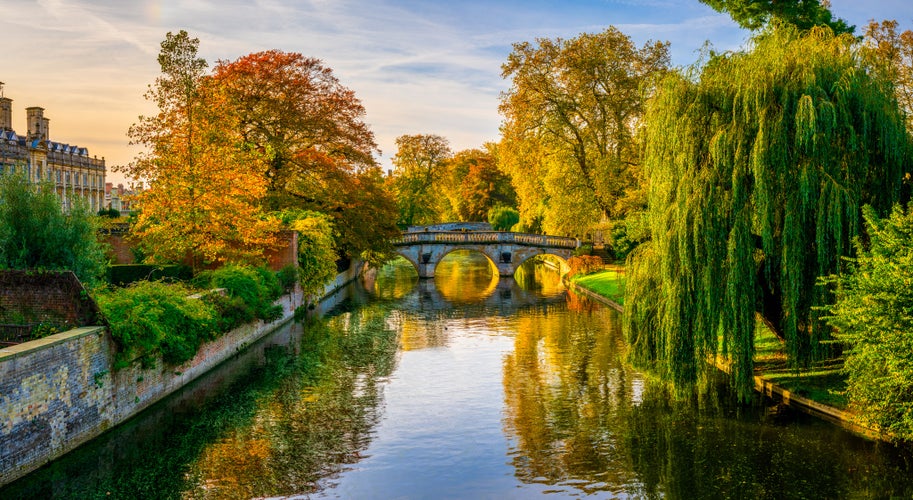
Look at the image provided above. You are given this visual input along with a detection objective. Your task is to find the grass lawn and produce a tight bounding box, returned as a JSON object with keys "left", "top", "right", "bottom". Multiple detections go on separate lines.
{"left": 572, "top": 264, "right": 626, "bottom": 305}
{"left": 753, "top": 318, "right": 848, "bottom": 410}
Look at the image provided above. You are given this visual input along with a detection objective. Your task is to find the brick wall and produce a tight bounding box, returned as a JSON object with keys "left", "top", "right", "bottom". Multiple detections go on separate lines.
{"left": 0, "top": 271, "right": 101, "bottom": 327}
{"left": 101, "top": 234, "right": 136, "bottom": 265}
{"left": 98, "top": 228, "right": 298, "bottom": 269}
{"left": 265, "top": 230, "right": 298, "bottom": 271}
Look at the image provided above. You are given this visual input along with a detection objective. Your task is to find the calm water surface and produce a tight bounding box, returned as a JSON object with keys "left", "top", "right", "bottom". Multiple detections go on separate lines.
{"left": 3, "top": 251, "right": 912, "bottom": 499}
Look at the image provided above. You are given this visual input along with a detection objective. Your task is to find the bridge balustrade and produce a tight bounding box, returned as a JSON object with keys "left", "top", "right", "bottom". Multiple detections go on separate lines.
{"left": 391, "top": 231, "right": 578, "bottom": 249}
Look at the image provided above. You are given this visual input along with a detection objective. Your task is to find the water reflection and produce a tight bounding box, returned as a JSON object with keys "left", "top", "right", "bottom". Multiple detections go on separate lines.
{"left": 3, "top": 252, "right": 912, "bottom": 499}
{"left": 434, "top": 250, "right": 499, "bottom": 303}
{"left": 502, "top": 289, "right": 913, "bottom": 498}
{"left": 1, "top": 303, "right": 400, "bottom": 499}
{"left": 503, "top": 291, "right": 643, "bottom": 495}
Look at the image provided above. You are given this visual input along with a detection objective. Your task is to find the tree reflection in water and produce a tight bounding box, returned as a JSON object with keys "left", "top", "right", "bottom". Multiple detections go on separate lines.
{"left": 4, "top": 255, "right": 912, "bottom": 499}
{"left": 502, "top": 290, "right": 913, "bottom": 499}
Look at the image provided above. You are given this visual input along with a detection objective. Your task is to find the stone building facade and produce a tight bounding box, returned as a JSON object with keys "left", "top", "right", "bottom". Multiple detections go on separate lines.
{"left": 0, "top": 83, "right": 106, "bottom": 211}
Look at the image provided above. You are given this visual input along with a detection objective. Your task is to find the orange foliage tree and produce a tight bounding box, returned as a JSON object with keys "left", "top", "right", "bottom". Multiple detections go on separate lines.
{"left": 445, "top": 147, "right": 516, "bottom": 222}
{"left": 210, "top": 51, "right": 399, "bottom": 262}
{"left": 122, "top": 31, "right": 278, "bottom": 270}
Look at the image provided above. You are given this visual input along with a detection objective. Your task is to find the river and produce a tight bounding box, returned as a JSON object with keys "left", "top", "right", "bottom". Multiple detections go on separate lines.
{"left": 3, "top": 251, "right": 912, "bottom": 499}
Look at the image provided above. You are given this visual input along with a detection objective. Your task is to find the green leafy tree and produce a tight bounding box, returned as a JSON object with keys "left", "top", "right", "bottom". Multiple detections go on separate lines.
{"left": 699, "top": 0, "right": 853, "bottom": 34}
{"left": 823, "top": 204, "right": 913, "bottom": 441}
{"left": 499, "top": 27, "right": 669, "bottom": 237}
{"left": 388, "top": 134, "right": 452, "bottom": 227}
{"left": 624, "top": 26, "right": 911, "bottom": 398}
{"left": 488, "top": 206, "right": 520, "bottom": 231}
{"left": 0, "top": 173, "right": 106, "bottom": 285}
{"left": 278, "top": 210, "right": 337, "bottom": 296}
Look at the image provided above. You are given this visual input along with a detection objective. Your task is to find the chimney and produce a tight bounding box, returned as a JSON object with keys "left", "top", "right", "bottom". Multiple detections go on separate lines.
{"left": 0, "top": 97, "right": 11, "bottom": 131}
{"left": 26, "top": 106, "right": 48, "bottom": 141}
{"left": 0, "top": 81, "right": 10, "bottom": 131}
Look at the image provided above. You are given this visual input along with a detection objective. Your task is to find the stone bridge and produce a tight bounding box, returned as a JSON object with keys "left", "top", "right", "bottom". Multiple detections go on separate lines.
{"left": 390, "top": 231, "right": 579, "bottom": 278}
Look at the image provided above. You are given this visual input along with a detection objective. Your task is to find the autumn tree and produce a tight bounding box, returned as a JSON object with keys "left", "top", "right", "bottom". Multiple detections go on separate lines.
{"left": 388, "top": 134, "right": 452, "bottom": 227}
{"left": 211, "top": 51, "right": 378, "bottom": 205}
{"left": 210, "top": 50, "right": 398, "bottom": 260}
{"left": 624, "top": 26, "right": 911, "bottom": 398}
{"left": 499, "top": 27, "right": 669, "bottom": 237}
{"left": 122, "top": 31, "right": 278, "bottom": 269}
{"left": 864, "top": 20, "right": 913, "bottom": 130}
{"left": 699, "top": 0, "right": 853, "bottom": 34}
{"left": 287, "top": 164, "right": 398, "bottom": 266}
{"left": 439, "top": 147, "right": 516, "bottom": 222}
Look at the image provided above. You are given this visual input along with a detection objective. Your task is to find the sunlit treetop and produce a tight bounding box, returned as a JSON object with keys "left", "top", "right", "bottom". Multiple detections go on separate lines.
{"left": 700, "top": 0, "right": 854, "bottom": 34}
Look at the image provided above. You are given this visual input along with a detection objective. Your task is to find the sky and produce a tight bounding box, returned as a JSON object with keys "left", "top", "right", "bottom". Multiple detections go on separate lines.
{"left": 1, "top": 0, "right": 911, "bottom": 185}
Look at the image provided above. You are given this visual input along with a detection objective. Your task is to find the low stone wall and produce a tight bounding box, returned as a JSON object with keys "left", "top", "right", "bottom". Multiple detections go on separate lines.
{"left": 0, "top": 288, "right": 304, "bottom": 486}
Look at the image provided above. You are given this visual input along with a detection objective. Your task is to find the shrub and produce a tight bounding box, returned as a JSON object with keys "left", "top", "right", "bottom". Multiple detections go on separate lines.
{"left": 567, "top": 255, "right": 604, "bottom": 279}
{"left": 276, "top": 264, "right": 299, "bottom": 292}
{"left": 107, "top": 264, "right": 192, "bottom": 286}
{"left": 488, "top": 206, "right": 520, "bottom": 231}
{"left": 203, "top": 265, "right": 283, "bottom": 322}
{"left": 201, "top": 292, "right": 253, "bottom": 332}
{"left": 97, "top": 208, "right": 121, "bottom": 218}
{"left": 97, "top": 264, "right": 289, "bottom": 369}
{"left": 287, "top": 212, "right": 338, "bottom": 296}
{"left": 823, "top": 204, "right": 913, "bottom": 441}
{"left": 95, "top": 281, "right": 218, "bottom": 368}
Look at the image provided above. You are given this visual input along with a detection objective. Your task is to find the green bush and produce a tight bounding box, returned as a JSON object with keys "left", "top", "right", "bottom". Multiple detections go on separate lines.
{"left": 276, "top": 264, "right": 299, "bottom": 291}
{"left": 97, "top": 264, "right": 288, "bottom": 368}
{"left": 95, "top": 281, "right": 217, "bottom": 368}
{"left": 823, "top": 204, "right": 913, "bottom": 441}
{"left": 488, "top": 206, "right": 520, "bottom": 231}
{"left": 97, "top": 208, "right": 121, "bottom": 218}
{"left": 0, "top": 173, "right": 106, "bottom": 286}
{"left": 201, "top": 265, "right": 283, "bottom": 322}
{"left": 201, "top": 292, "right": 253, "bottom": 332}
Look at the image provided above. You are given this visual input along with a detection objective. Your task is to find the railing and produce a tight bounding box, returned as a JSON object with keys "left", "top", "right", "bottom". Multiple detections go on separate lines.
{"left": 391, "top": 231, "right": 579, "bottom": 249}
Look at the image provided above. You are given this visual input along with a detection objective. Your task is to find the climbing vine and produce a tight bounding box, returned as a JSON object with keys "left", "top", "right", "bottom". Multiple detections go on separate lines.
{"left": 624, "top": 25, "right": 911, "bottom": 398}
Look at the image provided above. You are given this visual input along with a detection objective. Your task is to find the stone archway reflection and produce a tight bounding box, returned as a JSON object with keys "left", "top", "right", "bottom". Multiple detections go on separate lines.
{"left": 433, "top": 249, "right": 499, "bottom": 304}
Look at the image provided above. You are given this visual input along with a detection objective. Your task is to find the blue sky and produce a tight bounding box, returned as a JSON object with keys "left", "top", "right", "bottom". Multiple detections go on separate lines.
{"left": 1, "top": 0, "right": 910, "bottom": 183}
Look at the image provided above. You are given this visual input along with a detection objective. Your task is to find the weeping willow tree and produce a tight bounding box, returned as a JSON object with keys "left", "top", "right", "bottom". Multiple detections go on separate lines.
{"left": 624, "top": 25, "right": 911, "bottom": 398}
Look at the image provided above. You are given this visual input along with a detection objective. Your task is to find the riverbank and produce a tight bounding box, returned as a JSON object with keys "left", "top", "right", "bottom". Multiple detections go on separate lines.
{"left": 570, "top": 268, "right": 892, "bottom": 443}
{"left": 0, "top": 263, "right": 366, "bottom": 487}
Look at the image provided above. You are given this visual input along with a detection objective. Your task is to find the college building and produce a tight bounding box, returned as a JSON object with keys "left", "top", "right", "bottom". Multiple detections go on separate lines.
{"left": 0, "top": 82, "right": 106, "bottom": 211}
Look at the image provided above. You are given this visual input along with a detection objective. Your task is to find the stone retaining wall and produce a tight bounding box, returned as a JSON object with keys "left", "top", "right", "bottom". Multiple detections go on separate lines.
{"left": 0, "top": 258, "right": 382, "bottom": 488}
